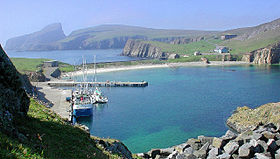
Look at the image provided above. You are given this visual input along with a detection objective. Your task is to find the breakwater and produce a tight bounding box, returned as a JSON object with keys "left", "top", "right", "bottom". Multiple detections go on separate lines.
{"left": 47, "top": 81, "right": 148, "bottom": 87}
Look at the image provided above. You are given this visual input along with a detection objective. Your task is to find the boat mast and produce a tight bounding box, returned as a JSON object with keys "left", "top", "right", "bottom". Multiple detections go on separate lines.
{"left": 94, "top": 55, "right": 97, "bottom": 83}
{"left": 82, "top": 56, "right": 86, "bottom": 93}
{"left": 85, "top": 58, "right": 89, "bottom": 93}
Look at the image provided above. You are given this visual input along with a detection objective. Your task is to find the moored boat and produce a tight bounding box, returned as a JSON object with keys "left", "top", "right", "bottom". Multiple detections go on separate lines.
{"left": 72, "top": 94, "right": 93, "bottom": 117}
{"left": 92, "top": 87, "right": 108, "bottom": 103}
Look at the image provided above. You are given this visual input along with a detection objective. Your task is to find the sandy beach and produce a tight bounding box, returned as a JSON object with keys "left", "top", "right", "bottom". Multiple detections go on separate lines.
{"left": 63, "top": 61, "right": 250, "bottom": 77}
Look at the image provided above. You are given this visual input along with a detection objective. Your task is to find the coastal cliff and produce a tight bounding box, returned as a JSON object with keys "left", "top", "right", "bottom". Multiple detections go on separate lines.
{"left": 122, "top": 39, "right": 168, "bottom": 58}
{"left": 0, "top": 45, "right": 30, "bottom": 136}
{"left": 58, "top": 35, "right": 147, "bottom": 50}
{"left": 5, "top": 24, "right": 216, "bottom": 51}
{"left": 5, "top": 23, "right": 66, "bottom": 51}
{"left": 242, "top": 42, "right": 280, "bottom": 64}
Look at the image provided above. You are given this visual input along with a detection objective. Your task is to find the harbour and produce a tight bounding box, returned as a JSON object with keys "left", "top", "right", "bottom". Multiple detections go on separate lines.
{"left": 47, "top": 81, "right": 148, "bottom": 87}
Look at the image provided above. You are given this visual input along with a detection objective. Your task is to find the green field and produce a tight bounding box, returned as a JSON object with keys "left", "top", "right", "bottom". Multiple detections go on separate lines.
{"left": 10, "top": 58, "right": 75, "bottom": 73}
{"left": 0, "top": 98, "right": 123, "bottom": 159}
{"left": 10, "top": 58, "right": 50, "bottom": 73}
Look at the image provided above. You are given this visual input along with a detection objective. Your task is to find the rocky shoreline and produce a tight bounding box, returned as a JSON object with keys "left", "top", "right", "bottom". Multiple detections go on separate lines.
{"left": 139, "top": 102, "right": 280, "bottom": 159}
{"left": 139, "top": 123, "right": 280, "bottom": 159}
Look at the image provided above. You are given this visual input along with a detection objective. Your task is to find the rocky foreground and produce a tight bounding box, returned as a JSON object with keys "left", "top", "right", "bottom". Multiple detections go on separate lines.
{"left": 140, "top": 102, "right": 280, "bottom": 159}
{"left": 139, "top": 123, "right": 280, "bottom": 159}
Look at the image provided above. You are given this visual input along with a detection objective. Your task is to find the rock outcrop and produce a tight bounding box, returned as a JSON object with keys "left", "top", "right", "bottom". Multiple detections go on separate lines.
{"left": 201, "top": 57, "right": 210, "bottom": 64}
{"left": 0, "top": 45, "right": 30, "bottom": 136}
{"left": 141, "top": 123, "right": 280, "bottom": 159}
{"left": 168, "top": 53, "right": 180, "bottom": 59}
{"left": 94, "top": 138, "right": 133, "bottom": 159}
{"left": 241, "top": 53, "right": 253, "bottom": 63}
{"left": 122, "top": 39, "right": 168, "bottom": 58}
{"left": 5, "top": 23, "right": 66, "bottom": 51}
{"left": 28, "top": 71, "right": 46, "bottom": 82}
{"left": 227, "top": 102, "right": 280, "bottom": 133}
{"left": 242, "top": 42, "right": 280, "bottom": 64}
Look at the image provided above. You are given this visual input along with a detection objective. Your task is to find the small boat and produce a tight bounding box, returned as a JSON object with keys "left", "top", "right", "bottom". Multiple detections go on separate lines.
{"left": 93, "top": 87, "right": 108, "bottom": 103}
{"left": 66, "top": 97, "right": 71, "bottom": 102}
{"left": 72, "top": 94, "right": 93, "bottom": 117}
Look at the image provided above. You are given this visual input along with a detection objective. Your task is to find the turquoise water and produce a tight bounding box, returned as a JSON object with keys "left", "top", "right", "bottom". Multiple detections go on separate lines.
{"left": 6, "top": 49, "right": 141, "bottom": 64}
{"left": 77, "top": 65, "right": 280, "bottom": 153}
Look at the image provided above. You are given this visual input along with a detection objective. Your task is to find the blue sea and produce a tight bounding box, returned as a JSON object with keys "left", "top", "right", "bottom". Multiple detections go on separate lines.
{"left": 6, "top": 49, "right": 141, "bottom": 65}
{"left": 7, "top": 49, "right": 280, "bottom": 153}
{"left": 76, "top": 65, "right": 280, "bottom": 153}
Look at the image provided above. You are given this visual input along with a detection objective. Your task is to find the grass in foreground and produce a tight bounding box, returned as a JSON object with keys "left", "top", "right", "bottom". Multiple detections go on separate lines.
{"left": 0, "top": 98, "right": 119, "bottom": 159}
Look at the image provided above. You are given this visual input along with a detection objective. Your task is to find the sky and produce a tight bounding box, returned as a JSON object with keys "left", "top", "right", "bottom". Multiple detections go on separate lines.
{"left": 1, "top": 0, "right": 280, "bottom": 45}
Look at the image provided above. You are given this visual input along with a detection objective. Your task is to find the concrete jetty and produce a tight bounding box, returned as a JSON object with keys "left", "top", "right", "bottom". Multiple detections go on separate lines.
{"left": 47, "top": 81, "right": 148, "bottom": 87}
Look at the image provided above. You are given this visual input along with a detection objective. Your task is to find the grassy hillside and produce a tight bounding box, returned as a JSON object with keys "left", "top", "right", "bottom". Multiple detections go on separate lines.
{"left": 0, "top": 98, "right": 121, "bottom": 159}
{"left": 221, "top": 29, "right": 280, "bottom": 53}
{"left": 219, "top": 18, "right": 280, "bottom": 53}
{"left": 142, "top": 39, "right": 221, "bottom": 55}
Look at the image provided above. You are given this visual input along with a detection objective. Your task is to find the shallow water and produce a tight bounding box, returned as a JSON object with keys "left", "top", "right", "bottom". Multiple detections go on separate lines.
{"left": 6, "top": 49, "right": 140, "bottom": 64}
{"left": 76, "top": 65, "right": 280, "bottom": 153}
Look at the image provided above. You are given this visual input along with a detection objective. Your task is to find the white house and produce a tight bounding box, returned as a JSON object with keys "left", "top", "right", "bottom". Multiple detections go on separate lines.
{"left": 214, "top": 46, "right": 229, "bottom": 53}
{"left": 194, "top": 51, "right": 201, "bottom": 56}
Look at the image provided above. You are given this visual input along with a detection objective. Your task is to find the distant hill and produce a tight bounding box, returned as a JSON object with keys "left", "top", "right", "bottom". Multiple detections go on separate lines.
{"left": 5, "top": 18, "right": 280, "bottom": 52}
{"left": 5, "top": 24, "right": 217, "bottom": 51}
{"left": 220, "top": 18, "right": 280, "bottom": 53}
{"left": 5, "top": 23, "right": 66, "bottom": 51}
{"left": 125, "top": 18, "right": 280, "bottom": 56}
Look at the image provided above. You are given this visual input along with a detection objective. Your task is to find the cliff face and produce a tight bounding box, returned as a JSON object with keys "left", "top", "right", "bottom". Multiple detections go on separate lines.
{"left": 252, "top": 42, "right": 280, "bottom": 64}
{"left": 242, "top": 42, "right": 280, "bottom": 64}
{"left": 58, "top": 35, "right": 147, "bottom": 50}
{"left": 5, "top": 23, "right": 66, "bottom": 51}
{"left": 122, "top": 39, "right": 167, "bottom": 58}
{"left": 152, "top": 36, "right": 204, "bottom": 44}
{"left": 0, "top": 45, "right": 30, "bottom": 135}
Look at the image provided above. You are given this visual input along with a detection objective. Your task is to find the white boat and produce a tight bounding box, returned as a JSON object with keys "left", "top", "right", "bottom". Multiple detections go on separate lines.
{"left": 92, "top": 55, "right": 108, "bottom": 104}
{"left": 93, "top": 87, "right": 108, "bottom": 103}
